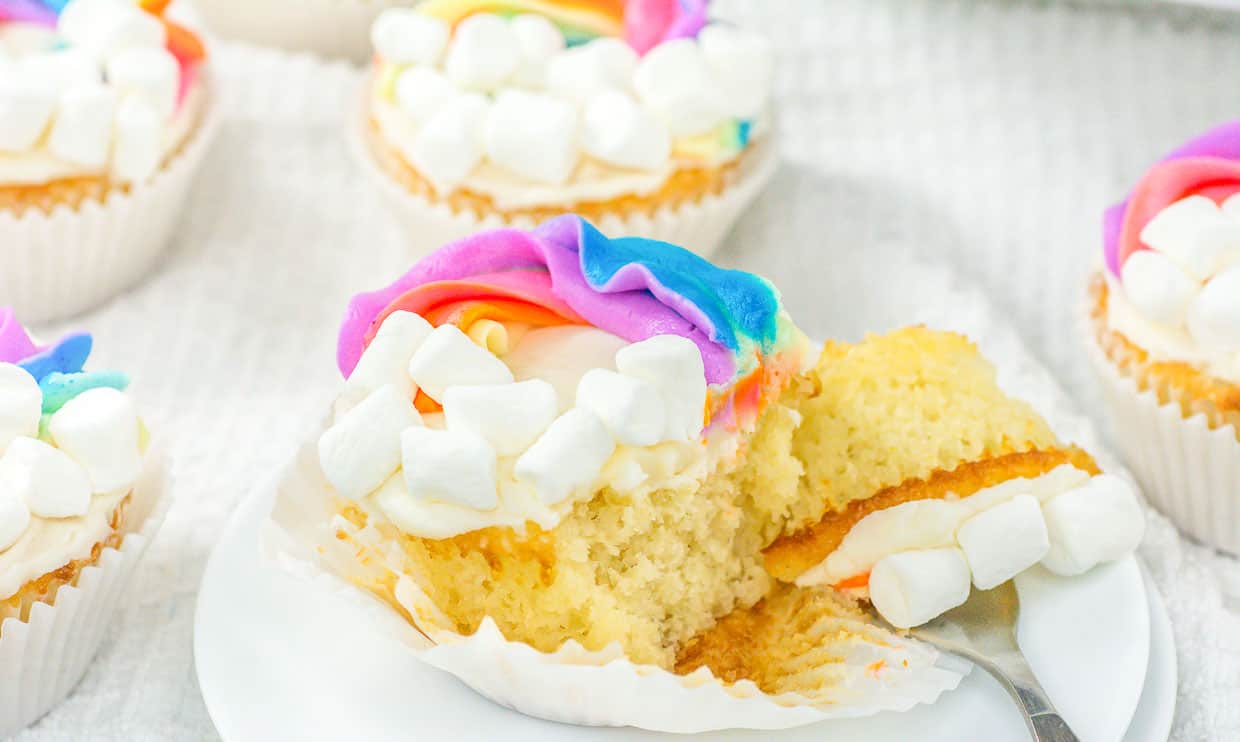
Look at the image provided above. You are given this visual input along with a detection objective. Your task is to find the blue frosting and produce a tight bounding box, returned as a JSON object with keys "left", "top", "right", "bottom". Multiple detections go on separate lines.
{"left": 39, "top": 370, "right": 130, "bottom": 414}
{"left": 18, "top": 333, "right": 92, "bottom": 382}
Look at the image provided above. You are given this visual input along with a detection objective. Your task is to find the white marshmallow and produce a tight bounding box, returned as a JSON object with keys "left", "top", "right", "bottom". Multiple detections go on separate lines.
{"left": 394, "top": 67, "right": 459, "bottom": 126}
{"left": 956, "top": 494, "right": 1049, "bottom": 590}
{"left": 575, "top": 368, "right": 666, "bottom": 447}
{"left": 371, "top": 9, "right": 449, "bottom": 66}
{"left": 19, "top": 48, "right": 101, "bottom": 94}
{"left": 1140, "top": 195, "right": 1240, "bottom": 280}
{"left": 1186, "top": 267, "right": 1240, "bottom": 352}
{"left": 401, "top": 426, "right": 498, "bottom": 509}
{"left": 443, "top": 13, "right": 519, "bottom": 92}
{"left": 0, "top": 363, "right": 42, "bottom": 451}
{"left": 0, "top": 80, "right": 55, "bottom": 151}
{"left": 868, "top": 548, "right": 972, "bottom": 629}
{"left": 443, "top": 379, "right": 558, "bottom": 457}
{"left": 0, "top": 437, "right": 92, "bottom": 519}
{"left": 0, "top": 23, "right": 58, "bottom": 56}
{"left": 698, "top": 24, "right": 773, "bottom": 119}
{"left": 409, "top": 93, "right": 490, "bottom": 190}
{"left": 0, "top": 486, "right": 30, "bottom": 553}
{"left": 581, "top": 91, "right": 671, "bottom": 171}
{"left": 484, "top": 90, "right": 579, "bottom": 185}
{"left": 47, "top": 387, "right": 141, "bottom": 494}
{"left": 633, "top": 39, "right": 726, "bottom": 136}
{"left": 1119, "top": 249, "right": 1198, "bottom": 325}
{"left": 1221, "top": 192, "right": 1240, "bottom": 220}
{"left": 339, "top": 311, "right": 434, "bottom": 417}
{"left": 47, "top": 83, "right": 117, "bottom": 169}
{"left": 407, "top": 324, "right": 514, "bottom": 403}
{"left": 105, "top": 46, "right": 179, "bottom": 121}
{"left": 58, "top": 0, "right": 166, "bottom": 61}
{"left": 614, "top": 335, "right": 707, "bottom": 441}
{"left": 515, "top": 407, "right": 615, "bottom": 505}
{"left": 1041, "top": 474, "right": 1145, "bottom": 577}
{"left": 545, "top": 37, "right": 636, "bottom": 103}
{"left": 318, "top": 384, "right": 421, "bottom": 501}
{"left": 511, "top": 14, "right": 565, "bottom": 88}
{"left": 111, "top": 94, "right": 161, "bottom": 183}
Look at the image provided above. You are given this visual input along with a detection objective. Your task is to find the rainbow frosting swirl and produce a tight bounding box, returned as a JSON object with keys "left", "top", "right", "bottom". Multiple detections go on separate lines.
{"left": 339, "top": 216, "right": 807, "bottom": 429}
{"left": 1103, "top": 121, "right": 1240, "bottom": 276}
{"left": 0, "top": 308, "right": 129, "bottom": 422}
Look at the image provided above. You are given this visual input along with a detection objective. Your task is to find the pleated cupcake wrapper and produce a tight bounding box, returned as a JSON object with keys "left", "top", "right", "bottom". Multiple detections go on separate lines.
{"left": 1081, "top": 307, "right": 1240, "bottom": 555}
{"left": 0, "top": 91, "right": 221, "bottom": 324}
{"left": 266, "top": 437, "right": 968, "bottom": 733}
{"left": 0, "top": 450, "right": 170, "bottom": 737}
{"left": 349, "top": 98, "right": 781, "bottom": 260}
{"left": 195, "top": 0, "right": 404, "bottom": 61}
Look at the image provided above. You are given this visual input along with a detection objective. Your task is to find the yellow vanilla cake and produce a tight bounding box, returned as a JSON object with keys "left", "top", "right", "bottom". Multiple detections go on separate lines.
{"left": 279, "top": 216, "right": 1144, "bottom": 716}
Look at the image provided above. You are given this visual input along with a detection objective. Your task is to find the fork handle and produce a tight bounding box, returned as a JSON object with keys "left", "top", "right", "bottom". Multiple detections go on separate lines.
{"left": 1009, "top": 670, "right": 1081, "bottom": 742}
{"left": 1028, "top": 712, "right": 1079, "bottom": 742}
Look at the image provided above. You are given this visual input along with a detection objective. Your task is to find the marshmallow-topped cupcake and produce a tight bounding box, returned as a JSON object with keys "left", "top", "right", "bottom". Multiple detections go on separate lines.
{"left": 354, "top": 0, "right": 778, "bottom": 256}
{"left": 0, "top": 0, "right": 216, "bottom": 321}
{"left": 1087, "top": 121, "right": 1240, "bottom": 553}
{"left": 0, "top": 307, "right": 166, "bottom": 735}
{"left": 273, "top": 216, "right": 1143, "bottom": 732}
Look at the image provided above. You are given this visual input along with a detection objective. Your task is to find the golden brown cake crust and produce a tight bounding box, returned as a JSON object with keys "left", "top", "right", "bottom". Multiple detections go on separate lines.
{"left": 1090, "top": 275, "right": 1240, "bottom": 438}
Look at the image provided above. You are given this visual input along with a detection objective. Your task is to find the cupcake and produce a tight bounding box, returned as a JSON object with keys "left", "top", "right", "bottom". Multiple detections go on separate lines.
{"left": 0, "top": 307, "right": 167, "bottom": 736}
{"left": 351, "top": 0, "right": 779, "bottom": 256}
{"left": 194, "top": 0, "right": 408, "bottom": 61}
{"left": 1086, "top": 122, "right": 1240, "bottom": 554}
{"left": 0, "top": 0, "right": 216, "bottom": 322}
{"left": 272, "top": 216, "right": 1144, "bottom": 732}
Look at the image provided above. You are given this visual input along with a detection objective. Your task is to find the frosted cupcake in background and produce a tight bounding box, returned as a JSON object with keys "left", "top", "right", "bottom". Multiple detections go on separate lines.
{"left": 194, "top": 0, "right": 407, "bottom": 61}
{"left": 1086, "top": 121, "right": 1240, "bottom": 554}
{"left": 0, "top": 0, "right": 217, "bottom": 322}
{"left": 0, "top": 307, "right": 168, "bottom": 736}
{"left": 352, "top": 0, "right": 779, "bottom": 256}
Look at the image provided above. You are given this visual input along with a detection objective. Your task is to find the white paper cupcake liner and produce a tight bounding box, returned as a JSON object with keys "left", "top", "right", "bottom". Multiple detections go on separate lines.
{"left": 0, "top": 449, "right": 170, "bottom": 737}
{"left": 0, "top": 90, "right": 220, "bottom": 325}
{"left": 349, "top": 99, "right": 780, "bottom": 259}
{"left": 195, "top": 0, "right": 407, "bottom": 61}
{"left": 1082, "top": 307, "right": 1240, "bottom": 555}
{"left": 266, "top": 438, "right": 967, "bottom": 733}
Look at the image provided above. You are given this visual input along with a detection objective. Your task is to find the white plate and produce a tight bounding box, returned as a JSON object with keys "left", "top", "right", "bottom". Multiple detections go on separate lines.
{"left": 194, "top": 474, "right": 1176, "bottom": 742}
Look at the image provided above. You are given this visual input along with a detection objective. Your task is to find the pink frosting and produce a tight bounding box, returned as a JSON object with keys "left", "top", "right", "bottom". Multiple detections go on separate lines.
{"left": 0, "top": 307, "right": 41, "bottom": 363}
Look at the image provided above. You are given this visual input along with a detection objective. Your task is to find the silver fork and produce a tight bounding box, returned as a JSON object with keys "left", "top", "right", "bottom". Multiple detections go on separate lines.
{"left": 868, "top": 581, "right": 1080, "bottom": 742}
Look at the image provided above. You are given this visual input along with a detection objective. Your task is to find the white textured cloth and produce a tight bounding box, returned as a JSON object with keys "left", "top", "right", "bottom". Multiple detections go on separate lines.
{"left": 12, "top": 1, "right": 1240, "bottom": 739}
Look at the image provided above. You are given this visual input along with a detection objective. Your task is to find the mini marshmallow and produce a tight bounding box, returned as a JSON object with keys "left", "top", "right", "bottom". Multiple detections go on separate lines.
{"left": 47, "top": 387, "right": 141, "bottom": 494}
{"left": 401, "top": 427, "right": 498, "bottom": 509}
{"left": 511, "top": 14, "right": 565, "bottom": 88}
{"left": 47, "top": 83, "right": 117, "bottom": 169}
{"left": 1186, "top": 267, "right": 1240, "bottom": 352}
{"left": 484, "top": 90, "right": 579, "bottom": 185}
{"left": 407, "top": 324, "right": 514, "bottom": 402}
{"left": 515, "top": 407, "right": 615, "bottom": 505}
{"left": 339, "top": 311, "right": 434, "bottom": 415}
{"left": 0, "top": 80, "right": 55, "bottom": 151}
{"left": 0, "top": 486, "right": 30, "bottom": 553}
{"left": 575, "top": 368, "right": 666, "bottom": 447}
{"left": 698, "top": 24, "right": 773, "bottom": 119}
{"left": 409, "top": 93, "right": 490, "bottom": 190}
{"left": 581, "top": 91, "right": 671, "bottom": 171}
{"left": 1120, "top": 249, "right": 1198, "bottom": 325}
{"left": 868, "top": 548, "right": 972, "bottom": 629}
{"left": 58, "top": 0, "right": 166, "bottom": 61}
{"left": 0, "top": 363, "right": 42, "bottom": 451}
{"left": 545, "top": 37, "right": 636, "bottom": 103}
{"left": 19, "top": 48, "right": 101, "bottom": 94}
{"left": 0, "top": 23, "right": 58, "bottom": 56}
{"left": 956, "top": 494, "right": 1049, "bottom": 590}
{"left": 1140, "top": 195, "right": 1240, "bottom": 280}
{"left": 443, "top": 379, "right": 558, "bottom": 457}
{"left": 633, "top": 39, "right": 726, "bottom": 137}
{"left": 614, "top": 335, "right": 707, "bottom": 441}
{"left": 443, "top": 13, "right": 519, "bottom": 92}
{"left": 371, "top": 9, "right": 449, "bottom": 66}
{"left": 0, "top": 437, "right": 92, "bottom": 519}
{"left": 111, "top": 94, "right": 161, "bottom": 183}
{"left": 318, "top": 384, "right": 421, "bottom": 501}
{"left": 1041, "top": 474, "right": 1145, "bottom": 577}
{"left": 394, "top": 67, "right": 459, "bottom": 126}
{"left": 105, "top": 46, "right": 179, "bottom": 120}
{"left": 1221, "top": 192, "right": 1240, "bottom": 220}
